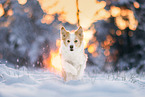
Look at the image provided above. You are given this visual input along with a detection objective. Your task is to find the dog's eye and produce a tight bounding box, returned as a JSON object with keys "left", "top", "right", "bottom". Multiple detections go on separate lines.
{"left": 67, "top": 40, "right": 70, "bottom": 43}
{"left": 74, "top": 40, "right": 78, "bottom": 43}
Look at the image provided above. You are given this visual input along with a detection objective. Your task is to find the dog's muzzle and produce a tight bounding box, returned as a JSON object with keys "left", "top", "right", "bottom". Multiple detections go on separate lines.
{"left": 70, "top": 48, "right": 73, "bottom": 51}
{"left": 70, "top": 45, "right": 74, "bottom": 51}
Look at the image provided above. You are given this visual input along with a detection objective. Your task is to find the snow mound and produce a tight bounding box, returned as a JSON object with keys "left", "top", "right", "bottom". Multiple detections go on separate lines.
{"left": 0, "top": 64, "right": 145, "bottom": 97}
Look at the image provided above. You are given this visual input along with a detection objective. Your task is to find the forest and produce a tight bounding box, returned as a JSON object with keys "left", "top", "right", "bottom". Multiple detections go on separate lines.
{"left": 0, "top": 0, "right": 145, "bottom": 73}
{"left": 0, "top": 0, "right": 145, "bottom": 97}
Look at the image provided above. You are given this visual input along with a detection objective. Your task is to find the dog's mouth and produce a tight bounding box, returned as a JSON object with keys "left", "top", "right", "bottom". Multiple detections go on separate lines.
{"left": 70, "top": 48, "right": 74, "bottom": 51}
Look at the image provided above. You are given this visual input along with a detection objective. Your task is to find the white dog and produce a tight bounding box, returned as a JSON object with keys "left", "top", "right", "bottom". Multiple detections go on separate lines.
{"left": 60, "top": 26, "right": 87, "bottom": 81}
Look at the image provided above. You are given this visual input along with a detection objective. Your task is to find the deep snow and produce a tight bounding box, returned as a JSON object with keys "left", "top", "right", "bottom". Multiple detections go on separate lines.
{"left": 0, "top": 64, "right": 145, "bottom": 97}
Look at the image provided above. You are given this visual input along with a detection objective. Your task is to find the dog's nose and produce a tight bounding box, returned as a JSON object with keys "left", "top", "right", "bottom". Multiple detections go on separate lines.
{"left": 70, "top": 45, "right": 73, "bottom": 48}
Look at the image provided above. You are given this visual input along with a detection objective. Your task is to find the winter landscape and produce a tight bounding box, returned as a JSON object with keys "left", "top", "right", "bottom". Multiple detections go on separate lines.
{"left": 0, "top": 0, "right": 145, "bottom": 97}
{"left": 0, "top": 63, "right": 145, "bottom": 97}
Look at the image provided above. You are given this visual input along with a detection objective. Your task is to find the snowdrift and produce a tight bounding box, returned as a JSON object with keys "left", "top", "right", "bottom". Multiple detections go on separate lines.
{"left": 0, "top": 64, "right": 145, "bottom": 97}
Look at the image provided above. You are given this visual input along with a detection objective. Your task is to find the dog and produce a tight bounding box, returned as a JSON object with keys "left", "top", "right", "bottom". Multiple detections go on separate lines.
{"left": 59, "top": 26, "right": 87, "bottom": 81}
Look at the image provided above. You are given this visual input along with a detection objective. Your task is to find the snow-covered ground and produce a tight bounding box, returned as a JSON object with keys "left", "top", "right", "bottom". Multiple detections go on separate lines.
{"left": 0, "top": 64, "right": 145, "bottom": 97}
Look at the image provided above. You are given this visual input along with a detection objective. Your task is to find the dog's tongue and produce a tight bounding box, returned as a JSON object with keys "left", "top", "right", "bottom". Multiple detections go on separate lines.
{"left": 70, "top": 48, "right": 73, "bottom": 51}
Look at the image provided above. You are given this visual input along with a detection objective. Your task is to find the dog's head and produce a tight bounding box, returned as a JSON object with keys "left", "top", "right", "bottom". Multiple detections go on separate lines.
{"left": 60, "top": 26, "right": 83, "bottom": 51}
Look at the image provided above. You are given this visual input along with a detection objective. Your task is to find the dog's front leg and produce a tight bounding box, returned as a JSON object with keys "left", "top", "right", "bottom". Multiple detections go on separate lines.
{"left": 77, "top": 64, "right": 85, "bottom": 79}
{"left": 77, "top": 56, "right": 87, "bottom": 79}
{"left": 62, "top": 60, "right": 77, "bottom": 75}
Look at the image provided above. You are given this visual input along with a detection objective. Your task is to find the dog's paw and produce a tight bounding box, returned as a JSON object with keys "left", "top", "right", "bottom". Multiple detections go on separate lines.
{"left": 72, "top": 68, "right": 77, "bottom": 75}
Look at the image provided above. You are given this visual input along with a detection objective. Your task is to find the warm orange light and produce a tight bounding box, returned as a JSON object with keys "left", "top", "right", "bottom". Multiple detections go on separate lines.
{"left": 134, "top": 2, "right": 140, "bottom": 9}
{"left": 104, "top": 49, "right": 110, "bottom": 56}
{"left": 79, "top": 0, "right": 109, "bottom": 28}
{"left": 116, "top": 30, "right": 121, "bottom": 36}
{"left": 7, "top": 9, "right": 13, "bottom": 16}
{"left": 43, "top": 49, "right": 62, "bottom": 76}
{"left": 39, "top": 0, "right": 138, "bottom": 74}
{"left": 128, "top": 10, "right": 138, "bottom": 31}
{"left": 121, "top": 9, "right": 127, "bottom": 17}
{"left": 41, "top": 15, "right": 54, "bottom": 24}
{"left": 88, "top": 44, "right": 96, "bottom": 53}
{"left": 43, "top": 28, "right": 96, "bottom": 75}
{"left": 88, "top": 41, "right": 99, "bottom": 56}
{"left": 94, "top": 9, "right": 110, "bottom": 21}
{"left": 111, "top": 7, "right": 138, "bottom": 31}
{"left": 101, "top": 35, "right": 115, "bottom": 52}
{"left": 83, "top": 29, "right": 95, "bottom": 48}
{"left": 56, "top": 39, "right": 61, "bottom": 47}
{"left": 110, "top": 6, "right": 121, "bottom": 17}
{"left": 18, "top": 0, "right": 27, "bottom": 5}
{"left": 104, "top": 40, "right": 110, "bottom": 46}
{"left": 43, "top": 38, "right": 62, "bottom": 76}
{"left": 115, "top": 16, "right": 128, "bottom": 30}
{"left": 92, "top": 52, "right": 98, "bottom": 57}
{"left": 39, "top": 0, "right": 77, "bottom": 25}
{"left": 38, "top": 0, "right": 110, "bottom": 29}
{"left": 0, "top": 4, "right": 5, "bottom": 17}
{"left": 106, "top": 35, "right": 113, "bottom": 41}
{"left": 129, "top": 23, "right": 138, "bottom": 31}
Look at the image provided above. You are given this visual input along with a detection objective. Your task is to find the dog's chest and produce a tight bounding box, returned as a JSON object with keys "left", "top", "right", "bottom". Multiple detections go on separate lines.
{"left": 62, "top": 50, "right": 84, "bottom": 65}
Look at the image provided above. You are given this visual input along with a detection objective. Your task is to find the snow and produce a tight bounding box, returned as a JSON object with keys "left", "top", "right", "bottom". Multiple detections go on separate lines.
{"left": 0, "top": 64, "right": 145, "bottom": 97}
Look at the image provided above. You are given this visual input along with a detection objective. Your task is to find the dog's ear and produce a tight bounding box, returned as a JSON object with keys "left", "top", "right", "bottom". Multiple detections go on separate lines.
{"left": 75, "top": 26, "right": 83, "bottom": 38}
{"left": 61, "top": 27, "right": 69, "bottom": 39}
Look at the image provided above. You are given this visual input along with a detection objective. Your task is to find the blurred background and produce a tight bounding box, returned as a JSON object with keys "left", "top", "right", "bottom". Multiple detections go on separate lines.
{"left": 0, "top": 0, "right": 145, "bottom": 75}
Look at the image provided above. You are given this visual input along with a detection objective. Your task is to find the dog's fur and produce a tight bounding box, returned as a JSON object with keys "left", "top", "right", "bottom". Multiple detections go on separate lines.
{"left": 60, "top": 26, "right": 87, "bottom": 81}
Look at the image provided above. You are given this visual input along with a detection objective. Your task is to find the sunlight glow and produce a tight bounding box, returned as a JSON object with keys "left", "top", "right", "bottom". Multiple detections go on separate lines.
{"left": 7, "top": 9, "right": 13, "bottom": 16}
{"left": 39, "top": 0, "right": 138, "bottom": 75}
{"left": 38, "top": 0, "right": 109, "bottom": 29}
{"left": 18, "top": 0, "right": 27, "bottom": 5}
{"left": 43, "top": 49, "right": 62, "bottom": 76}
{"left": 134, "top": 2, "right": 140, "bottom": 9}
{"left": 0, "top": 4, "right": 5, "bottom": 17}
